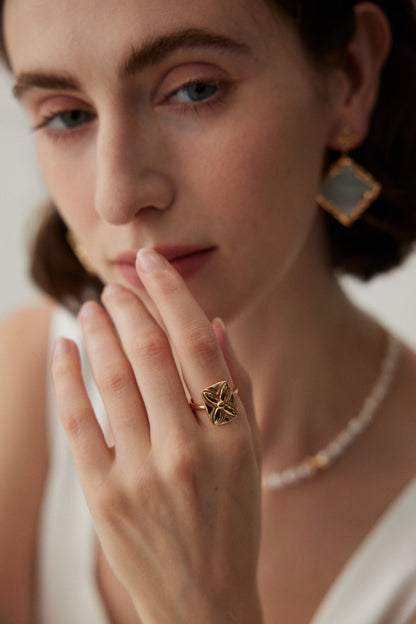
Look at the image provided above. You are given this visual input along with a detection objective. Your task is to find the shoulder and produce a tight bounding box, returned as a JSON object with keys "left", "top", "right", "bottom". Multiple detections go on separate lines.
{"left": 0, "top": 300, "right": 57, "bottom": 408}
{"left": 0, "top": 298, "right": 57, "bottom": 407}
{"left": 0, "top": 299, "right": 57, "bottom": 477}
{"left": 0, "top": 300, "right": 56, "bottom": 621}
{"left": 0, "top": 299, "right": 55, "bottom": 350}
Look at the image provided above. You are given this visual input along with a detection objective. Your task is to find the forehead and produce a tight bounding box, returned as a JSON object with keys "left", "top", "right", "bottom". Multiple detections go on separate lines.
{"left": 4, "top": 0, "right": 287, "bottom": 73}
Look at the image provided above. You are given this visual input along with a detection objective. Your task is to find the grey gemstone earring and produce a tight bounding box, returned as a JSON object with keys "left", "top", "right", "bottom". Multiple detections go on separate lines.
{"left": 316, "top": 128, "right": 381, "bottom": 227}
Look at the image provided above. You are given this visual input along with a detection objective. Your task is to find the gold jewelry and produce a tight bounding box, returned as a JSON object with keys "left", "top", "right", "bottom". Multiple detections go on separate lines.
{"left": 316, "top": 127, "right": 381, "bottom": 227}
{"left": 66, "top": 231, "right": 96, "bottom": 274}
{"left": 262, "top": 333, "right": 400, "bottom": 491}
{"left": 190, "top": 381, "right": 239, "bottom": 425}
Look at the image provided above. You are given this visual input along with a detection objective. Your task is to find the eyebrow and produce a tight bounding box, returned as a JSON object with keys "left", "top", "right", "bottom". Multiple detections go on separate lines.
{"left": 13, "top": 72, "right": 82, "bottom": 100}
{"left": 120, "top": 27, "right": 250, "bottom": 76}
{"left": 13, "top": 27, "right": 250, "bottom": 101}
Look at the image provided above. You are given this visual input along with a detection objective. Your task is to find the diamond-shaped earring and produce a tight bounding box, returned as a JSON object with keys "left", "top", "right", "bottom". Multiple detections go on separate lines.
{"left": 316, "top": 128, "right": 381, "bottom": 227}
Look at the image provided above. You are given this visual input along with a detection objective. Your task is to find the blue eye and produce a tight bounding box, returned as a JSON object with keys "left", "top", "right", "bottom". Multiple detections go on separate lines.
{"left": 53, "top": 110, "right": 91, "bottom": 128}
{"left": 36, "top": 109, "right": 94, "bottom": 132}
{"left": 173, "top": 81, "right": 220, "bottom": 104}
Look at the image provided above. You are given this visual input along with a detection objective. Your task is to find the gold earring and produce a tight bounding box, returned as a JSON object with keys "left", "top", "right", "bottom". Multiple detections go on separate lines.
{"left": 316, "top": 127, "right": 381, "bottom": 227}
{"left": 66, "top": 231, "right": 96, "bottom": 274}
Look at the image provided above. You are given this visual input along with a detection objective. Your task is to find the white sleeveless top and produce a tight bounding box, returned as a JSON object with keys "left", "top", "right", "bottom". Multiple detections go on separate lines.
{"left": 36, "top": 306, "right": 416, "bottom": 623}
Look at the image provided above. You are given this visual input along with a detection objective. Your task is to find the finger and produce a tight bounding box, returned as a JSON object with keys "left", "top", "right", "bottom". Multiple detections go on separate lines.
{"left": 78, "top": 301, "right": 150, "bottom": 460}
{"left": 135, "top": 249, "right": 244, "bottom": 433}
{"left": 101, "top": 284, "right": 197, "bottom": 445}
{"left": 51, "top": 337, "right": 112, "bottom": 490}
{"left": 211, "top": 319, "right": 252, "bottom": 405}
{"left": 212, "top": 318, "right": 261, "bottom": 465}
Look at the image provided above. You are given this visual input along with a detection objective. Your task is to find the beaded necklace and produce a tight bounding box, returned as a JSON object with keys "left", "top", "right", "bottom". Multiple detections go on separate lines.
{"left": 262, "top": 334, "right": 400, "bottom": 490}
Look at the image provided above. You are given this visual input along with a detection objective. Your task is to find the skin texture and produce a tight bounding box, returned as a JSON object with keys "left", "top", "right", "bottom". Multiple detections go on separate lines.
{"left": 5, "top": 0, "right": 343, "bottom": 322}
{"left": 5, "top": 1, "right": 415, "bottom": 624}
{"left": 0, "top": 303, "right": 52, "bottom": 623}
{"left": 53, "top": 262, "right": 262, "bottom": 624}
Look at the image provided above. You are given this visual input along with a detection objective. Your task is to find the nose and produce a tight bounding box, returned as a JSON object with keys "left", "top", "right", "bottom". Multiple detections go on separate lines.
{"left": 94, "top": 116, "right": 174, "bottom": 225}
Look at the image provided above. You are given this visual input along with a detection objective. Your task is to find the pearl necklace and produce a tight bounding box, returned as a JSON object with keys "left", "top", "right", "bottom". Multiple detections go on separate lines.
{"left": 262, "top": 333, "right": 400, "bottom": 491}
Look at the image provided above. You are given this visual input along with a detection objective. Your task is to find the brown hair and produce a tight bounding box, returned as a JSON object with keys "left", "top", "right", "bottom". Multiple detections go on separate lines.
{"left": 1, "top": 0, "right": 416, "bottom": 310}
{"left": 272, "top": 0, "right": 416, "bottom": 278}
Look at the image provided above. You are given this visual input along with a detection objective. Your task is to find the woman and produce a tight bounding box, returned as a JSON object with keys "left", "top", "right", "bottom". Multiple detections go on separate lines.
{"left": 1, "top": 0, "right": 416, "bottom": 622}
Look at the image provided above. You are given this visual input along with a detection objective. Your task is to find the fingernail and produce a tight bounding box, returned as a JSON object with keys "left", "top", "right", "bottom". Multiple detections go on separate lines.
{"left": 79, "top": 301, "right": 103, "bottom": 319}
{"left": 103, "top": 284, "right": 125, "bottom": 298}
{"left": 52, "top": 338, "right": 72, "bottom": 358}
{"left": 136, "top": 248, "right": 165, "bottom": 274}
{"left": 212, "top": 317, "right": 226, "bottom": 331}
{"left": 212, "top": 317, "right": 236, "bottom": 358}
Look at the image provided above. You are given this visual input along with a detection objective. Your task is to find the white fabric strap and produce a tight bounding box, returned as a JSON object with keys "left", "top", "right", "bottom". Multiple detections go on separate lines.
{"left": 36, "top": 306, "right": 109, "bottom": 624}
{"left": 311, "top": 476, "right": 416, "bottom": 624}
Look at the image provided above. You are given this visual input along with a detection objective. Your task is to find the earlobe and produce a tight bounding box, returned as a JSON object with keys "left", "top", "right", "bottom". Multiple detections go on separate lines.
{"left": 329, "top": 2, "right": 392, "bottom": 149}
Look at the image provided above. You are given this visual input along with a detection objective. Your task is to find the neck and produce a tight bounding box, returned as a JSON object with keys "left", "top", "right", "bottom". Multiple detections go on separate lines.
{"left": 226, "top": 223, "right": 385, "bottom": 473}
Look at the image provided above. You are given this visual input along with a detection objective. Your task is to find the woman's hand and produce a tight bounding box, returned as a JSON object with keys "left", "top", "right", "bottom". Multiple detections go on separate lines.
{"left": 51, "top": 248, "right": 263, "bottom": 624}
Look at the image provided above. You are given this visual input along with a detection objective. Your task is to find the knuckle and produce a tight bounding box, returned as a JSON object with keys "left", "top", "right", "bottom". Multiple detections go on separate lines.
{"left": 62, "top": 412, "right": 82, "bottom": 439}
{"left": 94, "top": 482, "right": 129, "bottom": 525}
{"left": 131, "top": 329, "right": 169, "bottom": 363}
{"left": 100, "top": 364, "right": 131, "bottom": 395}
{"left": 185, "top": 323, "right": 219, "bottom": 361}
{"left": 61, "top": 406, "right": 87, "bottom": 441}
{"left": 165, "top": 442, "right": 200, "bottom": 483}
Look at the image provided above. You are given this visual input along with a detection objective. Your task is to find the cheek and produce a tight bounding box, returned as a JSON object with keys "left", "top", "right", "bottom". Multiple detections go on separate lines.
{"left": 36, "top": 142, "right": 97, "bottom": 229}
{"left": 181, "top": 105, "right": 327, "bottom": 289}
{"left": 187, "top": 112, "right": 322, "bottom": 232}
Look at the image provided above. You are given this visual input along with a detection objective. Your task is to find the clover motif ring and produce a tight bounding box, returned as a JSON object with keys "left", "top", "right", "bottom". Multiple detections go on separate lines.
{"left": 189, "top": 381, "right": 239, "bottom": 425}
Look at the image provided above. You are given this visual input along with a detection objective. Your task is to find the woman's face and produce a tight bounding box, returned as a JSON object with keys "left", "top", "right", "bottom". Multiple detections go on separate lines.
{"left": 4, "top": 0, "right": 342, "bottom": 320}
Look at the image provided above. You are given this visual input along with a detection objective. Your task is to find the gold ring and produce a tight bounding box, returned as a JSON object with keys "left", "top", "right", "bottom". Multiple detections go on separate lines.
{"left": 190, "top": 381, "right": 239, "bottom": 426}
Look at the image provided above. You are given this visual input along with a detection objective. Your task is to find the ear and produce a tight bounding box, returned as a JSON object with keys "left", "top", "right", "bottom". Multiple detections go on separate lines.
{"left": 328, "top": 2, "right": 392, "bottom": 149}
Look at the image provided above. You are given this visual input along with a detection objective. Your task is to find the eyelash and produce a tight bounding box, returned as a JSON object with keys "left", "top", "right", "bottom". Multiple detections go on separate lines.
{"left": 33, "top": 79, "right": 228, "bottom": 143}
{"left": 32, "top": 110, "right": 96, "bottom": 150}
{"left": 164, "top": 79, "right": 228, "bottom": 112}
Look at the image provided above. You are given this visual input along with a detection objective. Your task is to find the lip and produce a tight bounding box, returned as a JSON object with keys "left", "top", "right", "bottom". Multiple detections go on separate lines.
{"left": 112, "top": 245, "right": 217, "bottom": 288}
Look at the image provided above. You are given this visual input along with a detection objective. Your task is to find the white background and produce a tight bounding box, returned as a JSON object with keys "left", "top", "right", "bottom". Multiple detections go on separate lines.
{"left": 1, "top": 67, "right": 416, "bottom": 348}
